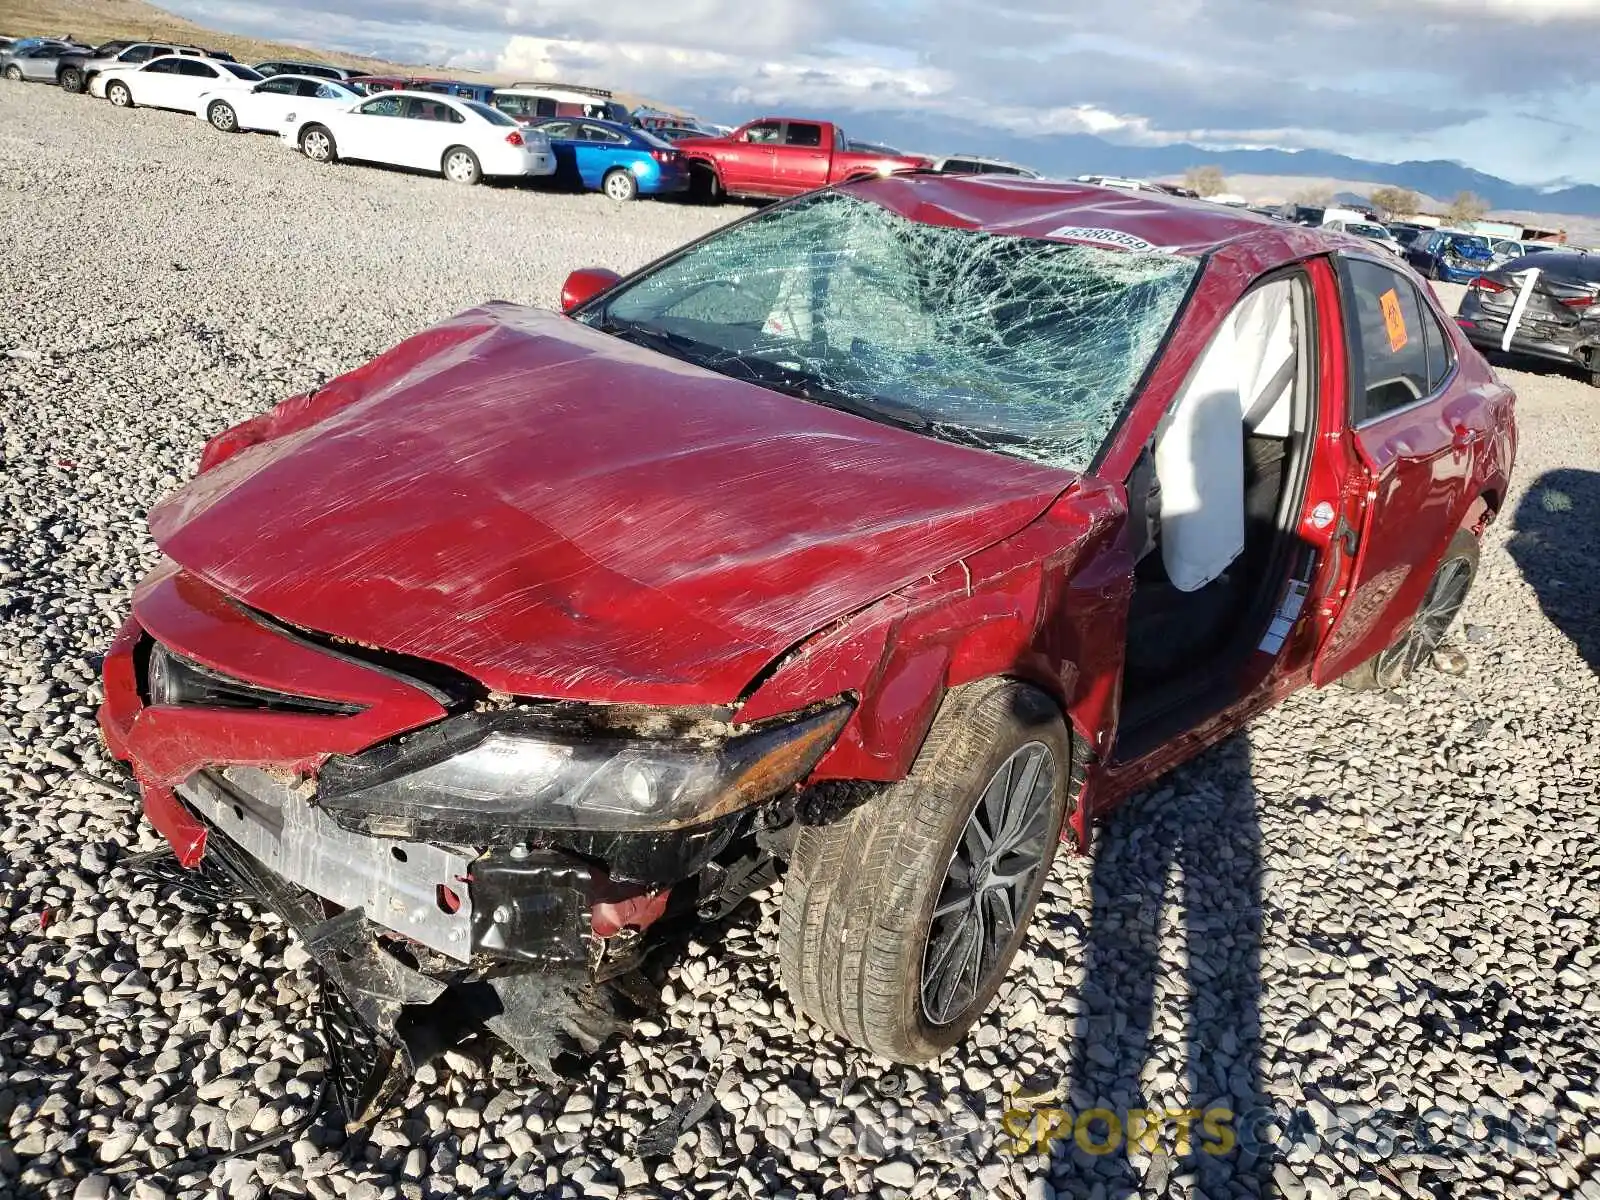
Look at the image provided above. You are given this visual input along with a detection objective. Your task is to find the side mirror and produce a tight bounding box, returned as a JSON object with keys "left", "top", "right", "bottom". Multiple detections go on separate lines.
{"left": 560, "top": 267, "right": 621, "bottom": 314}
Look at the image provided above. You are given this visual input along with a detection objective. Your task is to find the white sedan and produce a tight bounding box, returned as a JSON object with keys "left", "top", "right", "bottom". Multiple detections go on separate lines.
{"left": 198, "top": 74, "right": 363, "bottom": 134}
{"left": 283, "top": 91, "right": 556, "bottom": 185}
{"left": 93, "top": 55, "right": 263, "bottom": 112}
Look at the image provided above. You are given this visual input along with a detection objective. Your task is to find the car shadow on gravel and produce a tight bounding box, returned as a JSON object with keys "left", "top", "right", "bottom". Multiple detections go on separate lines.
{"left": 1508, "top": 468, "right": 1600, "bottom": 675}
{"left": 1049, "top": 734, "right": 1273, "bottom": 1198}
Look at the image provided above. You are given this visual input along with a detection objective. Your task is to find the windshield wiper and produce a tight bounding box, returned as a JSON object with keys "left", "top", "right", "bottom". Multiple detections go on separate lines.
{"left": 597, "top": 317, "right": 706, "bottom": 364}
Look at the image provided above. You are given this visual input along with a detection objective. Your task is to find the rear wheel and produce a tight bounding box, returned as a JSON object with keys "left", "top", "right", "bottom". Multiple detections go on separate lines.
{"left": 691, "top": 163, "right": 723, "bottom": 204}
{"left": 106, "top": 80, "right": 132, "bottom": 107}
{"left": 602, "top": 167, "right": 638, "bottom": 202}
{"left": 779, "top": 678, "right": 1070, "bottom": 1062}
{"left": 1342, "top": 528, "right": 1479, "bottom": 691}
{"left": 300, "top": 125, "right": 336, "bottom": 163}
{"left": 207, "top": 100, "right": 238, "bottom": 132}
{"left": 59, "top": 67, "right": 84, "bottom": 92}
{"left": 443, "top": 146, "right": 481, "bottom": 185}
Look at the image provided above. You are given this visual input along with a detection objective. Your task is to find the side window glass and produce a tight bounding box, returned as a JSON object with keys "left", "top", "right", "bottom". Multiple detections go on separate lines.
{"left": 359, "top": 96, "right": 401, "bottom": 117}
{"left": 1416, "top": 286, "right": 1454, "bottom": 393}
{"left": 145, "top": 58, "right": 176, "bottom": 73}
{"left": 123, "top": 46, "right": 151, "bottom": 62}
{"left": 535, "top": 97, "right": 557, "bottom": 117}
{"left": 784, "top": 122, "right": 823, "bottom": 147}
{"left": 1342, "top": 259, "right": 1432, "bottom": 422}
{"left": 744, "top": 121, "right": 782, "bottom": 144}
{"left": 541, "top": 121, "right": 574, "bottom": 139}
{"left": 313, "top": 83, "right": 344, "bottom": 100}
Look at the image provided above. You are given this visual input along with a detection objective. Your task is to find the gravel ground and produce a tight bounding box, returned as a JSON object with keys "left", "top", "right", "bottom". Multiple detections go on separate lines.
{"left": 3, "top": 82, "right": 1598, "bottom": 1200}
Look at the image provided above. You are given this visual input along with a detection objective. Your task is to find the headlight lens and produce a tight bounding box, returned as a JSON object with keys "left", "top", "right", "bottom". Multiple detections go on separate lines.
{"left": 317, "top": 702, "right": 852, "bottom": 835}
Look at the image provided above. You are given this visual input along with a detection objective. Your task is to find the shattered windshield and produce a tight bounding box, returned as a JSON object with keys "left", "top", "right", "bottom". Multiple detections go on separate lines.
{"left": 581, "top": 192, "right": 1199, "bottom": 472}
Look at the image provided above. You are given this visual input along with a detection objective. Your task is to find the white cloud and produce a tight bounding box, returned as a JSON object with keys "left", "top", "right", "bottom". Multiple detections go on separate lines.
{"left": 163, "top": 0, "right": 1600, "bottom": 183}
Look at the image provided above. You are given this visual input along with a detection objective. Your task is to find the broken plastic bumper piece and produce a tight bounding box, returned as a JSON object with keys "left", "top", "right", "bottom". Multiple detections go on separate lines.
{"left": 160, "top": 768, "right": 628, "bottom": 1124}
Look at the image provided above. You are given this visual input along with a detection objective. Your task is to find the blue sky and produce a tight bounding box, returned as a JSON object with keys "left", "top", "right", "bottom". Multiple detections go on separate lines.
{"left": 167, "top": 0, "right": 1600, "bottom": 185}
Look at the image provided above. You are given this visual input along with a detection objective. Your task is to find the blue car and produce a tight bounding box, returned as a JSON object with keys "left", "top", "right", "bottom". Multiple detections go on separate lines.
{"left": 1405, "top": 231, "right": 1495, "bottom": 283}
{"left": 527, "top": 118, "right": 690, "bottom": 201}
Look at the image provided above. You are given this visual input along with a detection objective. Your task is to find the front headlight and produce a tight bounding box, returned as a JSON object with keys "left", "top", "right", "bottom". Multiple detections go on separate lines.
{"left": 316, "top": 701, "right": 852, "bottom": 836}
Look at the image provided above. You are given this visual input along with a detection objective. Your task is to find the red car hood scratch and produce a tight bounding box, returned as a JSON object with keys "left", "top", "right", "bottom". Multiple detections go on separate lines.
{"left": 151, "top": 304, "right": 1078, "bottom": 706}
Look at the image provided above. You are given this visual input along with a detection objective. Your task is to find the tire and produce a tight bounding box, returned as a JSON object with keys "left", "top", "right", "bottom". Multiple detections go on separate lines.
{"left": 106, "top": 81, "right": 132, "bottom": 108}
{"left": 602, "top": 167, "right": 638, "bottom": 202}
{"left": 207, "top": 100, "right": 237, "bottom": 133}
{"left": 300, "top": 125, "right": 336, "bottom": 163}
{"left": 779, "top": 678, "right": 1071, "bottom": 1062}
{"left": 4, "top": 65, "right": 22, "bottom": 82}
{"left": 691, "top": 163, "right": 723, "bottom": 204}
{"left": 1584, "top": 350, "right": 1600, "bottom": 389}
{"left": 59, "top": 67, "right": 84, "bottom": 93}
{"left": 442, "top": 146, "right": 481, "bottom": 185}
{"left": 1341, "top": 528, "right": 1480, "bottom": 691}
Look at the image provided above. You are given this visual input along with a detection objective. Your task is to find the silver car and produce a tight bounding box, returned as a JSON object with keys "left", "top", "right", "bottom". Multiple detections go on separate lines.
{"left": 1, "top": 40, "right": 87, "bottom": 83}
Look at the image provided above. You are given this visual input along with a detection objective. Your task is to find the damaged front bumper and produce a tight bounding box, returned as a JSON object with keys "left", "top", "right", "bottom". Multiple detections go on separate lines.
{"left": 101, "top": 570, "right": 852, "bottom": 1124}
{"left": 137, "top": 762, "right": 733, "bottom": 1126}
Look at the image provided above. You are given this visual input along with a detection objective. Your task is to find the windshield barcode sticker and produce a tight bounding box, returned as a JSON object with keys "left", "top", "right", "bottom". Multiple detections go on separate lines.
{"left": 1043, "top": 226, "right": 1170, "bottom": 254}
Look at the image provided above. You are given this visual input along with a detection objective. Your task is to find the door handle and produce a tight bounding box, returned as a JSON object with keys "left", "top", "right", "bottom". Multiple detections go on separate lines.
{"left": 1451, "top": 423, "right": 1481, "bottom": 450}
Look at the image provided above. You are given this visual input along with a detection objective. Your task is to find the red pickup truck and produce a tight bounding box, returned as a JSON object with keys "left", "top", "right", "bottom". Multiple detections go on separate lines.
{"left": 676, "top": 118, "right": 929, "bottom": 199}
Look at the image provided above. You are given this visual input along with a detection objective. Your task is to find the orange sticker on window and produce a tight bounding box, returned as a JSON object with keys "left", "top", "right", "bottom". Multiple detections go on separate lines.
{"left": 1379, "top": 288, "right": 1409, "bottom": 352}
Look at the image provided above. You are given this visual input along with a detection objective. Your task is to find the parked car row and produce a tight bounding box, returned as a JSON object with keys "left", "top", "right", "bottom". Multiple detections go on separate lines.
{"left": 4, "top": 33, "right": 1055, "bottom": 199}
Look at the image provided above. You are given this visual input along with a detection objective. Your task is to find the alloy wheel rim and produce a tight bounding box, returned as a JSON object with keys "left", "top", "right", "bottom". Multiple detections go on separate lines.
{"left": 1379, "top": 554, "right": 1473, "bottom": 679}
{"left": 447, "top": 153, "right": 473, "bottom": 180}
{"left": 305, "top": 133, "right": 328, "bottom": 159}
{"left": 211, "top": 105, "right": 234, "bottom": 130}
{"left": 920, "top": 741, "right": 1055, "bottom": 1026}
{"left": 606, "top": 174, "right": 631, "bottom": 199}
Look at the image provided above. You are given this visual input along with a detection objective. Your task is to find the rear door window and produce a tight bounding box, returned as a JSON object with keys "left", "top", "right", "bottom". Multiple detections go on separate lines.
{"left": 1341, "top": 258, "right": 1443, "bottom": 422}
{"left": 783, "top": 122, "right": 823, "bottom": 147}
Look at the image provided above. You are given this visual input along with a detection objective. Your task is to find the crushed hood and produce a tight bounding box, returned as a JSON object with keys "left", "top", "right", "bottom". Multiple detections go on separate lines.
{"left": 151, "top": 305, "right": 1075, "bottom": 705}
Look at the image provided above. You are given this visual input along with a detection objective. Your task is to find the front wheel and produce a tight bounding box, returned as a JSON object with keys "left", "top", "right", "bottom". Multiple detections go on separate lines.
{"left": 779, "top": 678, "right": 1070, "bottom": 1062}
{"left": 1342, "top": 528, "right": 1479, "bottom": 691}
{"left": 442, "top": 146, "right": 481, "bottom": 185}
{"left": 59, "top": 67, "right": 84, "bottom": 92}
{"left": 4, "top": 65, "right": 23, "bottom": 82}
{"left": 106, "top": 81, "right": 132, "bottom": 107}
{"left": 207, "top": 100, "right": 237, "bottom": 132}
{"left": 602, "top": 167, "right": 638, "bottom": 202}
{"left": 300, "top": 125, "right": 336, "bottom": 163}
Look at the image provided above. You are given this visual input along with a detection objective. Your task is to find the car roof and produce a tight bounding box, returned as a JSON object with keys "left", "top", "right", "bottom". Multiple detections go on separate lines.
{"left": 842, "top": 173, "right": 1370, "bottom": 259}
{"left": 374, "top": 90, "right": 470, "bottom": 106}
{"left": 265, "top": 73, "right": 353, "bottom": 86}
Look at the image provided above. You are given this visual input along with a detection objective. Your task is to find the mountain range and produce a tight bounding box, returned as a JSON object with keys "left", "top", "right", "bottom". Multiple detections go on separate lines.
{"left": 837, "top": 112, "right": 1600, "bottom": 218}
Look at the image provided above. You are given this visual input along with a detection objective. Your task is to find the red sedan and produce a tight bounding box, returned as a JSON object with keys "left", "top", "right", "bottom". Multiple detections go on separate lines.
{"left": 100, "top": 176, "right": 1515, "bottom": 1118}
